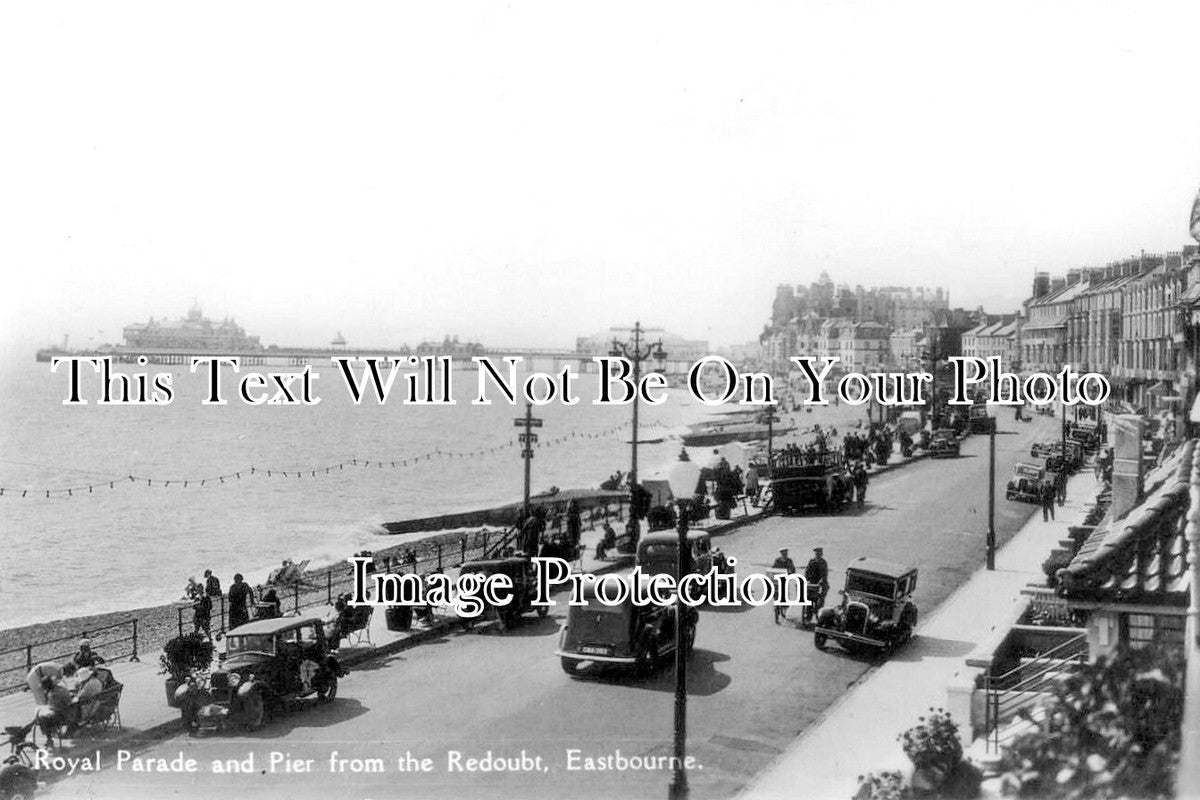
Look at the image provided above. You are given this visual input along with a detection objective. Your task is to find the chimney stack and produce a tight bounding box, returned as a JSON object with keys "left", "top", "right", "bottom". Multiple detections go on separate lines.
{"left": 1110, "top": 415, "right": 1145, "bottom": 521}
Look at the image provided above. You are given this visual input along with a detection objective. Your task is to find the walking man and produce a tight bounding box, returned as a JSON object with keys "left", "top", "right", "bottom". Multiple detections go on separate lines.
{"left": 1041, "top": 482, "right": 1056, "bottom": 522}
{"left": 802, "top": 547, "right": 830, "bottom": 628}
{"left": 771, "top": 548, "right": 796, "bottom": 624}
{"left": 1056, "top": 470, "right": 1067, "bottom": 505}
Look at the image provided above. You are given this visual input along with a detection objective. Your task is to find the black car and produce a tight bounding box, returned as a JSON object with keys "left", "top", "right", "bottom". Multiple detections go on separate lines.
{"left": 174, "top": 616, "right": 343, "bottom": 732}
{"left": 557, "top": 574, "right": 697, "bottom": 677}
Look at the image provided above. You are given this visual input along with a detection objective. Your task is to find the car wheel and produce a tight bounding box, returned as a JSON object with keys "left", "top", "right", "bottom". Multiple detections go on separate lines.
{"left": 537, "top": 605, "right": 549, "bottom": 619}
{"left": 814, "top": 634, "right": 827, "bottom": 650}
{"left": 241, "top": 689, "right": 267, "bottom": 731}
{"left": 14, "top": 742, "right": 38, "bottom": 769}
{"left": 1, "top": 764, "right": 38, "bottom": 800}
{"left": 560, "top": 657, "right": 577, "bottom": 675}
{"left": 317, "top": 674, "right": 338, "bottom": 703}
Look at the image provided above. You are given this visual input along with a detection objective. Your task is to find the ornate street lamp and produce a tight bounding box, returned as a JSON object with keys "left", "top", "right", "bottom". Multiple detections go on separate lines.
{"left": 609, "top": 322, "right": 667, "bottom": 549}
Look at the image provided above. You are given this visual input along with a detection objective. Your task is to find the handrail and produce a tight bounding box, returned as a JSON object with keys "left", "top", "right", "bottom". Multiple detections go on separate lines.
{"left": 988, "top": 632, "right": 1087, "bottom": 684}
{"left": 983, "top": 631, "right": 1089, "bottom": 753}
{"left": 0, "top": 617, "right": 139, "bottom": 696}
{"left": 2, "top": 499, "right": 628, "bottom": 697}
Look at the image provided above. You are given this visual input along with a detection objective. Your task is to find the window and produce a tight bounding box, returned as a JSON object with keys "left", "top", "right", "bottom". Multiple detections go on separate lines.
{"left": 1123, "top": 613, "right": 1185, "bottom": 651}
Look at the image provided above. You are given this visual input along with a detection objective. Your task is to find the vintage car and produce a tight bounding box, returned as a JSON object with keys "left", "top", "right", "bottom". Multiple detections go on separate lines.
{"left": 1030, "top": 440, "right": 1057, "bottom": 458}
{"left": 814, "top": 558, "right": 918, "bottom": 655}
{"left": 1005, "top": 462, "right": 1056, "bottom": 503}
{"left": 557, "top": 574, "right": 697, "bottom": 677}
{"left": 968, "top": 405, "right": 995, "bottom": 434}
{"left": 175, "top": 616, "right": 344, "bottom": 732}
{"left": 766, "top": 451, "right": 851, "bottom": 514}
{"left": 636, "top": 531, "right": 714, "bottom": 579}
{"left": 927, "top": 429, "right": 960, "bottom": 458}
{"left": 1067, "top": 423, "right": 1102, "bottom": 452}
{"left": 459, "top": 556, "right": 549, "bottom": 630}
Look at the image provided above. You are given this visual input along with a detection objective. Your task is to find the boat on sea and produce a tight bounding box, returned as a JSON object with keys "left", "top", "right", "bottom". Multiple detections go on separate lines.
{"left": 680, "top": 416, "right": 792, "bottom": 447}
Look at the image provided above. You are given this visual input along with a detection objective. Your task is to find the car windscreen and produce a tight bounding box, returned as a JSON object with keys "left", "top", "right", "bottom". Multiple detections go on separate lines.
{"left": 639, "top": 544, "right": 677, "bottom": 561}
{"left": 845, "top": 572, "right": 895, "bottom": 598}
{"left": 226, "top": 633, "right": 276, "bottom": 656}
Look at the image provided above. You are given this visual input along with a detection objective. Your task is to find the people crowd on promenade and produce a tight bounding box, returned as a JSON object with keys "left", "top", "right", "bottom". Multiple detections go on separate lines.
{"left": 24, "top": 638, "right": 117, "bottom": 746}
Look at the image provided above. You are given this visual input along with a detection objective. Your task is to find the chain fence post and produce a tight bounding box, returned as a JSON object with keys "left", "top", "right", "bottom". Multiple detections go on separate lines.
{"left": 130, "top": 619, "right": 140, "bottom": 662}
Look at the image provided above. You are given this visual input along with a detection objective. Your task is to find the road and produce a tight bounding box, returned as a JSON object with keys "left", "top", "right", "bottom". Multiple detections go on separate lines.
{"left": 41, "top": 412, "right": 1058, "bottom": 800}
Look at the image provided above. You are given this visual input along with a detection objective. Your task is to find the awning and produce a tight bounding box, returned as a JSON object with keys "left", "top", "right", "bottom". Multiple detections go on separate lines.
{"left": 1022, "top": 316, "right": 1068, "bottom": 331}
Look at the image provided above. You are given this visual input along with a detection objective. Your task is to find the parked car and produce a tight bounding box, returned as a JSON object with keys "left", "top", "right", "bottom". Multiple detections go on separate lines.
{"left": 1067, "top": 423, "right": 1101, "bottom": 453}
{"left": 175, "top": 616, "right": 344, "bottom": 732}
{"left": 968, "top": 405, "right": 995, "bottom": 434}
{"left": 927, "top": 429, "right": 960, "bottom": 458}
{"left": 1030, "top": 440, "right": 1057, "bottom": 458}
{"left": 1005, "top": 462, "right": 1056, "bottom": 503}
{"left": 814, "top": 558, "right": 918, "bottom": 656}
{"left": 636, "top": 531, "right": 714, "bottom": 579}
{"left": 557, "top": 574, "right": 697, "bottom": 677}
{"left": 766, "top": 451, "right": 851, "bottom": 514}
{"left": 459, "top": 556, "right": 549, "bottom": 630}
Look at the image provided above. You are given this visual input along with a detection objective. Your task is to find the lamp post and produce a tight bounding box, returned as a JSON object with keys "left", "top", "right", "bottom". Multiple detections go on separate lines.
{"left": 665, "top": 457, "right": 699, "bottom": 800}
{"left": 610, "top": 322, "right": 667, "bottom": 549}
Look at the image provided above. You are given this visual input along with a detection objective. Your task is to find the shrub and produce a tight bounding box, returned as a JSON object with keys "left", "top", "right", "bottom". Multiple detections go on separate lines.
{"left": 855, "top": 770, "right": 908, "bottom": 800}
{"left": 998, "top": 645, "right": 1185, "bottom": 798}
{"left": 1041, "top": 551, "right": 1073, "bottom": 588}
{"left": 160, "top": 632, "right": 214, "bottom": 681}
{"left": 899, "top": 708, "right": 963, "bottom": 775}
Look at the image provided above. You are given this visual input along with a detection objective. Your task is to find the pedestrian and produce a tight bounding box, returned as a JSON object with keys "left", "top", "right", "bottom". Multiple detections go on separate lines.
{"left": 1041, "top": 482, "right": 1056, "bottom": 522}
{"left": 771, "top": 548, "right": 796, "bottom": 624}
{"left": 745, "top": 464, "right": 760, "bottom": 505}
{"left": 36, "top": 676, "right": 76, "bottom": 744}
{"left": 71, "top": 639, "right": 105, "bottom": 669}
{"left": 26, "top": 662, "right": 75, "bottom": 705}
{"left": 803, "top": 547, "right": 830, "bottom": 628}
{"left": 1056, "top": 471, "right": 1067, "bottom": 505}
{"left": 853, "top": 464, "right": 869, "bottom": 507}
{"left": 204, "top": 569, "right": 222, "bottom": 597}
{"left": 194, "top": 592, "right": 213, "bottom": 637}
{"left": 228, "top": 573, "right": 254, "bottom": 630}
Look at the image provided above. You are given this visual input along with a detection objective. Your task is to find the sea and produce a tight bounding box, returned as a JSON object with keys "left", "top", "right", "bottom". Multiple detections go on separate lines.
{"left": 0, "top": 357, "right": 725, "bottom": 629}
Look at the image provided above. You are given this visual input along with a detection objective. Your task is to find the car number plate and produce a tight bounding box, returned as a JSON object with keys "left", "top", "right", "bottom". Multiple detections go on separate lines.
{"left": 579, "top": 646, "right": 609, "bottom": 655}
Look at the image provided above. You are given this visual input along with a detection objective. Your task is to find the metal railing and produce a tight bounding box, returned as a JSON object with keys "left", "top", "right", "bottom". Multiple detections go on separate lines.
{"left": 0, "top": 617, "right": 139, "bottom": 696}
{"left": 7, "top": 500, "right": 631, "bottom": 697}
{"left": 983, "top": 631, "right": 1089, "bottom": 752}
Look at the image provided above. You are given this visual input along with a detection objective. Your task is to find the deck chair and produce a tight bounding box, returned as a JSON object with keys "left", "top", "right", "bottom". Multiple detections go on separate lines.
{"left": 75, "top": 682, "right": 123, "bottom": 734}
{"left": 342, "top": 606, "right": 374, "bottom": 647}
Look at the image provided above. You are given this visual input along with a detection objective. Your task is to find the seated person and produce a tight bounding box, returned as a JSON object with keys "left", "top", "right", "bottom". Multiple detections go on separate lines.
{"left": 324, "top": 595, "right": 359, "bottom": 648}
{"left": 257, "top": 588, "right": 283, "bottom": 619}
{"left": 72, "top": 640, "right": 105, "bottom": 669}
{"left": 72, "top": 668, "right": 106, "bottom": 722}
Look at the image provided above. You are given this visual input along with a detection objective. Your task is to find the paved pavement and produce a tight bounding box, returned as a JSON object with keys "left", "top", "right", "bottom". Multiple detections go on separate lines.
{"left": 15, "top": 416, "right": 1052, "bottom": 800}
{"left": 742, "top": 467, "right": 1100, "bottom": 800}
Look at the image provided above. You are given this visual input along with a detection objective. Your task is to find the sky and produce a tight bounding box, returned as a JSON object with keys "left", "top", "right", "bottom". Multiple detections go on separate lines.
{"left": 3, "top": 1, "right": 1200, "bottom": 355}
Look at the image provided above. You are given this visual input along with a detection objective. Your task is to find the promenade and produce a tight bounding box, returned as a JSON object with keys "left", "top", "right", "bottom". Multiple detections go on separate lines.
{"left": 741, "top": 469, "right": 1098, "bottom": 799}
{"left": 8, "top": 442, "right": 934, "bottom": 798}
